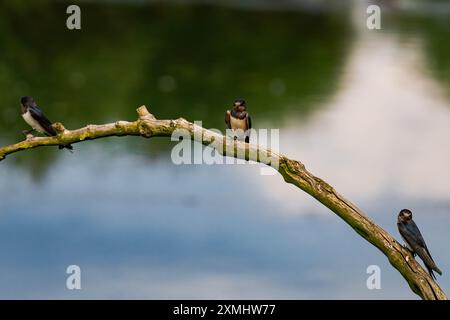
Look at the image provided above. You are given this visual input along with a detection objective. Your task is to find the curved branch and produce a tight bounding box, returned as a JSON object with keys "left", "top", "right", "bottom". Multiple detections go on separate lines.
{"left": 0, "top": 106, "right": 446, "bottom": 300}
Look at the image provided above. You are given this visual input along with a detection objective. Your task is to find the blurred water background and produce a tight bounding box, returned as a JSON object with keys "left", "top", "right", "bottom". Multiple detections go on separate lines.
{"left": 0, "top": 0, "right": 449, "bottom": 299}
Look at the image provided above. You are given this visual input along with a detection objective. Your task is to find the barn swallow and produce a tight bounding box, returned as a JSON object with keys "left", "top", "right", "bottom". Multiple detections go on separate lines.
{"left": 397, "top": 209, "right": 442, "bottom": 279}
{"left": 21, "top": 96, "right": 73, "bottom": 150}
{"left": 225, "top": 99, "right": 252, "bottom": 143}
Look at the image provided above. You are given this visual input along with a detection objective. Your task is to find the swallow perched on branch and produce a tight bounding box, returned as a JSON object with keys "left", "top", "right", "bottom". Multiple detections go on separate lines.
{"left": 397, "top": 209, "right": 442, "bottom": 280}
{"left": 225, "top": 99, "right": 252, "bottom": 143}
{"left": 20, "top": 96, "right": 73, "bottom": 151}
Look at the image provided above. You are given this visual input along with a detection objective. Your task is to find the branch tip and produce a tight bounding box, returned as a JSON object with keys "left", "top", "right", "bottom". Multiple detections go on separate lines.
{"left": 53, "top": 122, "right": 66, "bottom": 133}
{"left": 137, "top": 105, "right": 156, "bottom": 120}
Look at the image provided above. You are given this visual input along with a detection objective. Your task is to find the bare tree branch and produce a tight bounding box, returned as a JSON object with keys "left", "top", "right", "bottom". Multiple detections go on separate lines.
{"left": 0, "top": 106, "right": 446, "bottom": 300}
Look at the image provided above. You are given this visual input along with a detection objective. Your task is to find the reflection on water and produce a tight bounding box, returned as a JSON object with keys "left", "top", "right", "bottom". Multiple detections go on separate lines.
{"left": 0, "top": 1, "right": 449, "bottom": 299}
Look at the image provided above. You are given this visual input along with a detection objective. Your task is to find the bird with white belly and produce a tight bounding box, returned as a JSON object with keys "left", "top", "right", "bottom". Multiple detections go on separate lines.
{"left": 225, "top": 99, "right": 252, "bottom": 143}
{"left": 21, "top": 96, "right": 73, "bottom": 151}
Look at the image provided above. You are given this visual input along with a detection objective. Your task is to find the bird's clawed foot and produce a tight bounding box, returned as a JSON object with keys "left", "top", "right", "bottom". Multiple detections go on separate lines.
{"left": 403, "top": 245, "right": 416, "bottom": 257}
{"left": 22, "top": 130, "right": 35, "bottom": 140}
{"left": 22, "top": 129, "right": 33, "bottom": 136}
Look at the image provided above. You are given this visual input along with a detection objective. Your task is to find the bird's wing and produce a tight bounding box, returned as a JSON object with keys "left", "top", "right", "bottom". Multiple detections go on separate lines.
{"left": 415, "top": 228, "right": 442, "bottom": 276}
{"left": 246, "top": 114, "right": 252, "bottom": 130}
{"left": 416, "top": 245, "right": 441, "bottom": 278}
{"left": 405, "top": 220, "right": 427, "bottom": 248}
{"left": 401, "top": 221, "right": 441, "bottom": 275}
{"left": 398, "top": 222, "right": 422, "bottom": 251}
{"left": 225, "top": 110, "right": 231, "bottom": 129}
{"left": 29, "top": 105, "right": 57, "bottom": 136}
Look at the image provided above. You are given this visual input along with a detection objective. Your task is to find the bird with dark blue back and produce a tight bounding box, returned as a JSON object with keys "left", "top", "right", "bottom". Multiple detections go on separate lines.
{"left": 20, "top": 96, "right": 73, "bottom": 151}
{"left": 397, "top": 209, "right": 442, "bottom": 280}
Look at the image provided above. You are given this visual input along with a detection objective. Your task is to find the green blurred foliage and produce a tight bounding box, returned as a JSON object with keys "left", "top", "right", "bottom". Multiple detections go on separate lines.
{"left": 0, "top": 2, "right": 353, "bottom": 175}
{"left": 390, "top": 12, "right": 450, "bottom": 96}
{"left": 0, "top": 2, "right": 352, "bottom": 133}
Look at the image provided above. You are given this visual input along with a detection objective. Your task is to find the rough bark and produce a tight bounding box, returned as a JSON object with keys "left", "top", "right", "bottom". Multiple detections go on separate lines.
{"left": 0, "top": 106, "right": 446, "bottom": 300}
